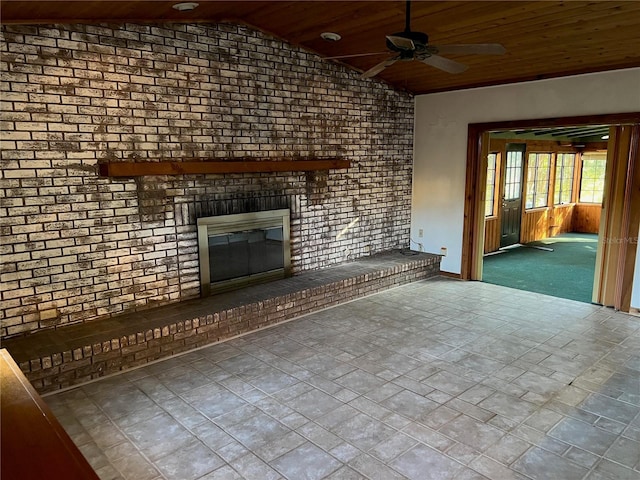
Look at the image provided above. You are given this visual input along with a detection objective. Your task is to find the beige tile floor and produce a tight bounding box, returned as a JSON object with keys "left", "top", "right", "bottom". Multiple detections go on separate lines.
{"left": 46, "top": 278, "right": 640, "bottom": 480}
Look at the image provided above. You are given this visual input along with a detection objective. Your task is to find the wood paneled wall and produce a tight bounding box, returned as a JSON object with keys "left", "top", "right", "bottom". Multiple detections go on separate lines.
{"left": 520, "top": 204, "right": 575, "bottom": 244}
{"left": 519, "top": 209, "right": 548, "bottom": 245}
{"left": 551, "top": 204, "right": 575, "bottom": 235}
{"left": 484, "top": 217, "right": 501, "bottom": 254}
{"left": 573, "top": 204, "right": 602, "bottom": 233}
{"left": 486, "top": 202, "right": 593, "bottom": 249}
{"left": 483, "top": 137, "right": 604, "bottom": 253}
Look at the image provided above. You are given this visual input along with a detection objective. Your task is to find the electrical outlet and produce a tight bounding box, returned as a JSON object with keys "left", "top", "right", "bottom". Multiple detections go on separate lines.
{"left": 440, "top": 247, "right": 447, "bottom": 256}
{"left": 418, "top": 229, "right": 423, "bottom": 238}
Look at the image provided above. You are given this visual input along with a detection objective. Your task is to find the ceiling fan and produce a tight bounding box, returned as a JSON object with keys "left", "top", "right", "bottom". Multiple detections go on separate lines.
{"left": 326, "top": 0, "right": 506, "bottom": 78}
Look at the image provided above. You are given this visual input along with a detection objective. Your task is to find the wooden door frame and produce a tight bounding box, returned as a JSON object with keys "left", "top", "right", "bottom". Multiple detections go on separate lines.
{"left": 462, "top": 113, "right": 640, "bottom": 309}
{"left": 596, "top": 125, "right": 640, "bottom": 310}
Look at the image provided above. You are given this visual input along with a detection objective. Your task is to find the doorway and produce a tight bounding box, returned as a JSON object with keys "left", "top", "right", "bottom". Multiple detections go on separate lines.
{"left": 484, "top": 132, "right": 603, "bottom": 303}
{"left": 462, "top": 113, "right": 640, "bottom": 311}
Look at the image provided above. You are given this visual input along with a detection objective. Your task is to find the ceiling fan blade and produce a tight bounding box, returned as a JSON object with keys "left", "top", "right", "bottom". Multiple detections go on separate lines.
{"left": 386, "top": 35, "right": 415, "bottom": 51}
{"left": 324, "top": 52, "right": 390, "bottom": 60}
{"left": 432, "top": 43, "right": 506, "bottom": 55}
{"left": 420, "top": 54, "right": 468, "bottom": 74}
{"left": 361, "top": 55, "right": 400, "bottom": 79}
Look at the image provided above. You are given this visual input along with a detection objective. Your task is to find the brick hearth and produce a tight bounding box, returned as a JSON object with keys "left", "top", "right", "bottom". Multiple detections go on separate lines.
{"left": 3, "top": 251, "right": 440, "bottom": 393}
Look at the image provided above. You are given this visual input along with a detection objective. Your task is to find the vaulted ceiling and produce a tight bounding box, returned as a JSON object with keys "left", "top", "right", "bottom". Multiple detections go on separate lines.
{"left": 2, "top": 1, "right": 639, "bottom": 94}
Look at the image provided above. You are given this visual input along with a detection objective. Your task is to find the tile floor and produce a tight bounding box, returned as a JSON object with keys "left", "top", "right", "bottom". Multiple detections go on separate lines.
{"left": 46, "top": 278, "right": 640, "bottom": 480}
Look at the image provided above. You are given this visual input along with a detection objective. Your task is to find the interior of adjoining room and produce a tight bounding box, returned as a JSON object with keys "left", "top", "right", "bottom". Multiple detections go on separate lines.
{"left": 481, "top": 126, "right": 608, "bottom": 303}
{"left": 460, "top": 115, "right": 639, "bottom": 315}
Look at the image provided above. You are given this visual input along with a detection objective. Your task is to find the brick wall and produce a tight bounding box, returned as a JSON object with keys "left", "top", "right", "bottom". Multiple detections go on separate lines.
{"left": 0, "top": 23, "right": 414, "bottom": 338}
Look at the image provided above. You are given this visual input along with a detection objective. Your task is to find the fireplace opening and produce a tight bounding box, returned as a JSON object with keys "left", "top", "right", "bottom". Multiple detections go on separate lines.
{"left": 197, "top": 209, "right": 291, "bottom": 296}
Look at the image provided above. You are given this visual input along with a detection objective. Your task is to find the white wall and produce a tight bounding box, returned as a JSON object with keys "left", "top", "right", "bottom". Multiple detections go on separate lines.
{"left": 412, "top": 68, "right": 640, "bottom": 273}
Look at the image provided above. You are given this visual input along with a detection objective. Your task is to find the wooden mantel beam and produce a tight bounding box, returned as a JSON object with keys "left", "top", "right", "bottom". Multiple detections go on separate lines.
{"left": 98, "top": 159, "right": 351, "bottom": 177}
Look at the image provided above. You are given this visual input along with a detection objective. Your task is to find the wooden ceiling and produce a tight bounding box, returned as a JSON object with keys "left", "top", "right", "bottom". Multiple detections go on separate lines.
{"left": 2, "top": 1, "right": 639, "bottom": 94}
{"left": 492, "top": 125, "right": 610, "bottom": 143}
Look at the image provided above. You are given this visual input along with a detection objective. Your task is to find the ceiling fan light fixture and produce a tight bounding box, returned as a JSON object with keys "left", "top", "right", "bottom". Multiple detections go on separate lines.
{"left": 321, "top": 32, "right": 342, "bottom": 42}
{"left": 172, "top": 2, "right": 199, "bottom": 12}
{"left": 602, "top": 134, "right": 610, "bottom": 140}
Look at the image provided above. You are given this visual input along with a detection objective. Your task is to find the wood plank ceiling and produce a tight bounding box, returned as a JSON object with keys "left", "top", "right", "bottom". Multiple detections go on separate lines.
{"left": 491, "top": 125, "right": 611, "bottom": 143}
{"left": 2, "top": 1, "right": 639, "bottom": 94}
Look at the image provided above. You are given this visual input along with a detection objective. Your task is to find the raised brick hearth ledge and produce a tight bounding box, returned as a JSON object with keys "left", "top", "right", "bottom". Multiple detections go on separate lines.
{"left": 4, "top": 251, "right": 440, "bottom": 393}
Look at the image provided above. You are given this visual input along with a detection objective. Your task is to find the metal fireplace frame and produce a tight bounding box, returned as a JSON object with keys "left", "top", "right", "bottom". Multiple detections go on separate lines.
{"left": 197, "top": 209, "right": 291, "bottom": 297}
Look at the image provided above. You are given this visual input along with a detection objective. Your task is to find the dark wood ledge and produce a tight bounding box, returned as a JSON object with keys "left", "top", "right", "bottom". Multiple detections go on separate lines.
{"left": 1, "top": 349, "right": 100, "bottom": 480}
{"left": 98, "top": 159, "right": 351, "bottom": 177}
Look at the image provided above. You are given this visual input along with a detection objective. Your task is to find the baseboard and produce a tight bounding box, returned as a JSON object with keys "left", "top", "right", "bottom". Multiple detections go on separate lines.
{"left": 439, "top": 271, "right": 462, "bottom": 279}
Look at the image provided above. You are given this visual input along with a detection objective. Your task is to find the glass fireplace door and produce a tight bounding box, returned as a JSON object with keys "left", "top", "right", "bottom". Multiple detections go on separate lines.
{"left": 197, "top": 209, "right": 291, "bottom": 296}
{"left": 208, "top": 226, "right": 284, "bottom": 283}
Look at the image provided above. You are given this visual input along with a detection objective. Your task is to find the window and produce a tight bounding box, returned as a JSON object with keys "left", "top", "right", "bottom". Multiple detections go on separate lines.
{"left": 554, "top": 153, "right": 575, "bottom": 205}
{"left": 579, "top": 153, "right": 607, "bottom": 203}
{"left": 485, "top": 152, "right": 497, "bottom": 216}
{"left": 525, "top": 153, "right": 551, "bottom": 209}
{"left": 504, "top": 150, "right": 523, "bottom": 200}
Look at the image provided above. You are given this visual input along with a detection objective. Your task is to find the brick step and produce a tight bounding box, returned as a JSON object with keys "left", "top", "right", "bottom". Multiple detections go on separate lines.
{"left": 3, "top": 251, "right": 441, "bottom": 393}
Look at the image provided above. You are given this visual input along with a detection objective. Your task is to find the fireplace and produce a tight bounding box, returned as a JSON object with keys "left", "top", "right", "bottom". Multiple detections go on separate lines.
{"left": 197, "top": 209, "right": 292, "bottom": 296}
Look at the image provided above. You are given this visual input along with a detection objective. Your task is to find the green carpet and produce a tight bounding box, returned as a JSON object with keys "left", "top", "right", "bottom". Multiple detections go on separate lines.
{"left": 482, "top": 232, "right": 598, "bottom": 303}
